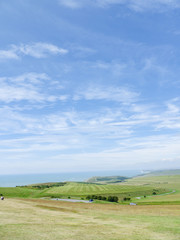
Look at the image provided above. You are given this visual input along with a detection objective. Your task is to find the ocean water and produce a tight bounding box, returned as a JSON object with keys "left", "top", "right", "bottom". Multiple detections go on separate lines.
{"left": 0, "top": 170, "right": 141, "bottom": 187}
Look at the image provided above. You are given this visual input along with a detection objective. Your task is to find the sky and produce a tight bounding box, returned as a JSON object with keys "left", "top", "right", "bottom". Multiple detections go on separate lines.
{"left": 0, "top": 0, "right": 180, "bottom": 174}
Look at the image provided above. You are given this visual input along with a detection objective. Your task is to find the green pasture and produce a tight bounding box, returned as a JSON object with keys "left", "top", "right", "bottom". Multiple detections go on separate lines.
{"left": 0, "top": 186, "right": 41, "bottom": 198}
{"left": 0, "top": 173, "right": 179, "bottom": 205}
{"left": 0, "top": 181, "right": 170, "bottom": 201}
{"left": 42, "top": 182, "right": 167, "bottom": 199}
{"left": 125, "top": 174, "right": 180, "bottom": 189}
{"left": 124, "top": 174, "right": 180, "bottom": 204}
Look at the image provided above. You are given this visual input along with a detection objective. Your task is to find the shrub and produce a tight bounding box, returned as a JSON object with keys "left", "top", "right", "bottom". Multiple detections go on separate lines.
{"left": 123, "top": 197, "right": 131, "bottom": 201}
{"left": 108, "top": 196, "right": 118, "bottom": 202}
{"left": 86, "top": 195, "right": 91, "bottom": 200}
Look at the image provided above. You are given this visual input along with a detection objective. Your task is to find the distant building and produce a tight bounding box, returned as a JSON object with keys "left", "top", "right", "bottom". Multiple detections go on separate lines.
{"left": 130, "top": 203, "right": 136, "bottom": 205}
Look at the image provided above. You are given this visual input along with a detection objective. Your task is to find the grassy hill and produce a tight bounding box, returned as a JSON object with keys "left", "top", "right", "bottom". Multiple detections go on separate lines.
{"left": 140, "top": 169, "right": 180, "bottom": 177}
{"left": 1, "top": 170, "right": 180, "bottom": 205}
{"left": 86, "top": 175, "right": 128, "bottom": 184}
{"left": 123, "top": 173, "right": 180, "bottom": 204}
{"left": 40, "top": 181, "right": 167, "bottom": 199}
{"left": 0, "top": 181, "right": 170, "bottom": 202}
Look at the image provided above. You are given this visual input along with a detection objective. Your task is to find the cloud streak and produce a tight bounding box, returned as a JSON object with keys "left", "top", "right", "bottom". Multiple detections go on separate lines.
{"left": 74, "top": 86, "right": 139, "bottom": 103}
{"left": 58, "top": 0, "right": 180, "bottom": 11}
{"left": 0, "top": 73, "right": 67, "bottom": 104}
{"left": 0, "top": 42, "right": 68, "bottom": 60}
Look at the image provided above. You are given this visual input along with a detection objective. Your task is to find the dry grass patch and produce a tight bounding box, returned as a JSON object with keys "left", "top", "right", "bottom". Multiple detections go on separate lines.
{"left": 0, "top": 198, "right": 180, "bottom": 240}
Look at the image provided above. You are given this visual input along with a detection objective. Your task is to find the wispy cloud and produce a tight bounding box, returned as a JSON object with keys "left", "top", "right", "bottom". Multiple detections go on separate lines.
{"left": 17, "top": 42, "right": 68, "bottom": 58}
{"left": 0, "top": 42, "right": 68, "bottom": 60}
{"left": 58, "top": 0, "right": 180, "bottom": 11}
{"left": 1, "top": 96, "right": 180, "bottom": 173}
{"left": 156, "top": 98, "right": 180, "bottom": 129}
{"left": 74, "top": 86, "right": 139, "bottom": 103}
{"left": 0, "top": 73, "right": 67, "bottom": 104}
{"left": 58, "top": 0, "right": 85, "bottom": 8}
{"left": 0, "top": 49, "right": 19, "bottom": 60}
{"left": 127, "top": 0, "right": 180, "bottom": 12}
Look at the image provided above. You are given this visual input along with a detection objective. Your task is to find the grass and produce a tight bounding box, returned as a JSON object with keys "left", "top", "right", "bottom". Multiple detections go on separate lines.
{"left": 0, "top": 198, "right": 179, "bottom": 240}
{"left": 0, "top": 182, "right": 168, "bottom": 201}
{"left": 141, "top": 169, "right": 180, "bottom": 177}
{"left": 1, "top": 174, "right": 180, "bottom": 204}
{"left": 42, "top": 182, "right": 167, "bottom": 198}
{"left": 123, "top": 174, "right": 180, "bottom": 204}
{"left": 0, "top": 186, "right": 41, "bottom": 198}
{"left": 0, "top": 172, "right": 180, "bottom": 239}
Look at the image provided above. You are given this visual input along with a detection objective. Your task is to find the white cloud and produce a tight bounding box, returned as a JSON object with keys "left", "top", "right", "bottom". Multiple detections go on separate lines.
{"left": 130, "top": 0, "right": 180, "bottom": 12}
{"left": 92, "top": 61, "right": 126, "bottom": 76}
{"left": 58, "top": 0, "right": 85, "bottom": 8}
{"left": 0, "top": 73, "right": 66, "bottom": 104}
{"left": 154, "top": 98, "right": 180, "bottom": 130}
{"left": 1, "top": 98, "right": 180, "bottom": 173}
{"left": 1, "top": 127, "right": 180, "bottom": 173}
{"left": 74, "top": 86, "right": 138, "bottom": 103}
{"left": 0, "top": 49, "right": 19, "bottom": 60}
{"left": 0, "top": 73, "right": 46, "bottom": 103}
{"left": 0, "top": 85, "right": 44, "bottom": 103}
{"left": 17, "top": 42, "right": 68, "bottom": 58}
{"left": 41, "top": 133, "right": 180, "bottom": 171}
{"left": 0, "top": 42, "right": 68, "bottom": 60}
{"left": 58, "top": 0, "right": 180, "bottom": 11}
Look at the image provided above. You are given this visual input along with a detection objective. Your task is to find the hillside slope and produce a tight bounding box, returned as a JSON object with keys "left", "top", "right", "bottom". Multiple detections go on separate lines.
{"left": 86, "top": 176, "right": 128, "bottom": 184}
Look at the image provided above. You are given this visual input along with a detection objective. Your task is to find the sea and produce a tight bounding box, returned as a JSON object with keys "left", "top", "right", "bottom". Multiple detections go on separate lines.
{"left": 0, "top": 170, "right": 142, "bottom": 187}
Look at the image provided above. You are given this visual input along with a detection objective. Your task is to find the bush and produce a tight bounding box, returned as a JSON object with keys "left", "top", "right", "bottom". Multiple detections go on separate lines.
{"left": 86, "top": 195, "right": 117, "bottom": 202}
{"left": 123, "top": 197, "right": 131, "bottom": 201}
{"left": 86, "top": 195, "right": 91, "bottom": 200}
{"left": 108, "top": 196, "right": 118, "bottom": 202}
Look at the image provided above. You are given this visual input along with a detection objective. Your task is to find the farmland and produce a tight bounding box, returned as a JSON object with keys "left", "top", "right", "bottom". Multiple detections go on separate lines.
{"left": 0, "top": 181, "right": 169, "bottom": 202}
{"left": 0, "top": 171, "right": 180, "bottom": 204}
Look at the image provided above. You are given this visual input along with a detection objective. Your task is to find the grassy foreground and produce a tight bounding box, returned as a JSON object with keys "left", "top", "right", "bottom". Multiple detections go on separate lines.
{"left": 0, "top": 172, "right": 180, "bottom": 239}
{"left": 0, "top": 198, "right": 180, "bottom": 240}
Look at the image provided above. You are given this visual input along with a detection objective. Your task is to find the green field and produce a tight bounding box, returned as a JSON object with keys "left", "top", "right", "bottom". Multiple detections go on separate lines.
{"left": 0, "top": 171, "right": 180, "bottom": 204}
{"left": 0, "top": 171, "right": 180, "bottom": 239}
{"left": 0, "top": 181, "right": 169, "bottom": 201}
{"left": 123, "top": 174, "right": 180, "bottom": 204}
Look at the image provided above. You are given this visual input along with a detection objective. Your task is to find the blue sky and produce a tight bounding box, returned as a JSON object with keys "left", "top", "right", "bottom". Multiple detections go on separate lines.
{"left": 0, "top": 0, "right": 180, "bottom": 174}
